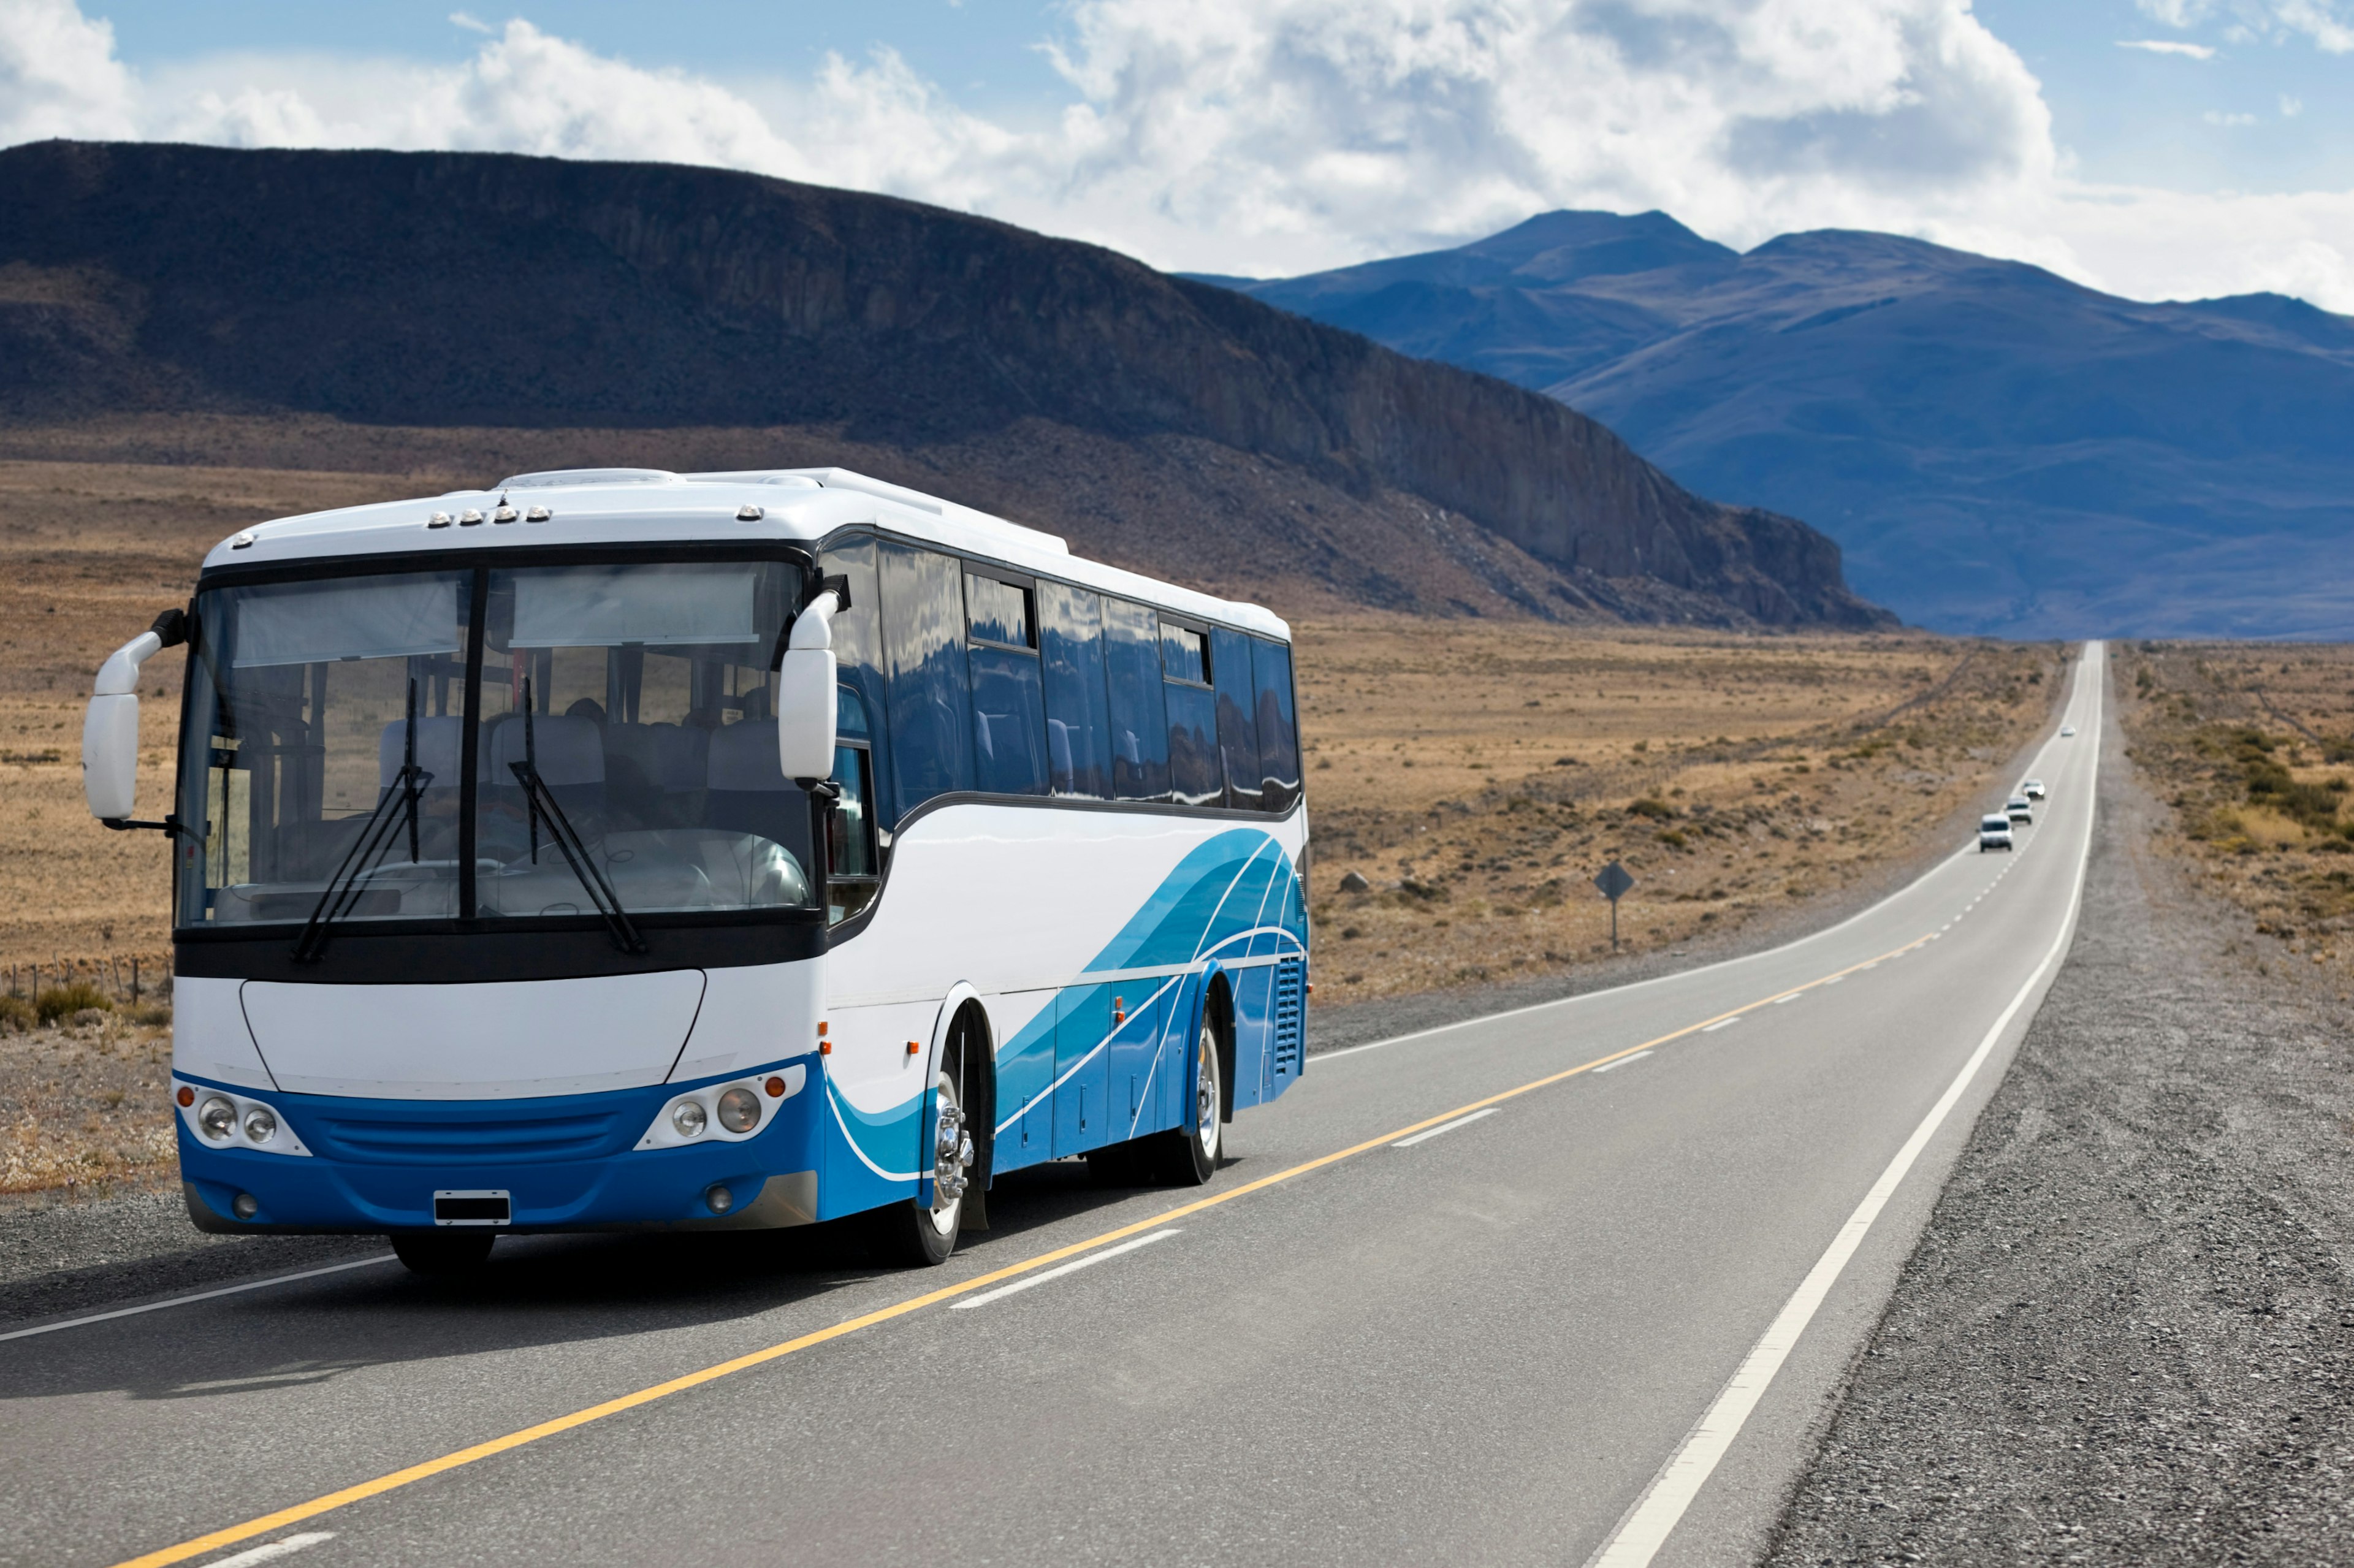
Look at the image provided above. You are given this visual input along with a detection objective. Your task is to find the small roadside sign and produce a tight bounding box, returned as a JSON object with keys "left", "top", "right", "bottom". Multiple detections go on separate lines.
{"left": 1594, "top": 860, "right": 1635, "bottom": 951}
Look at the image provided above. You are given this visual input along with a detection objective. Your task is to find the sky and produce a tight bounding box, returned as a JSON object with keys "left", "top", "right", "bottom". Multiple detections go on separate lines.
{"left": 4, "top": 0, "right": 2352, "bottom": 310}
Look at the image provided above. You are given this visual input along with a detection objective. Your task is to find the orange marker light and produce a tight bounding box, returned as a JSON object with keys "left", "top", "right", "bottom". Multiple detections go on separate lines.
{"left": 176, "top": 1085, "right": 195, "bottom": 1108}
{"left": 819, "top": 1040, "right": 832, "bottom": 1056}
{"left": 765, "top": 1075, "right": 787, "bottom": 1098}
{"left": 905, "top": 1040, "right": 921, "bottom": 1057}
{"left": 817, "top": 1021, "right": 828, "bottom": 1037}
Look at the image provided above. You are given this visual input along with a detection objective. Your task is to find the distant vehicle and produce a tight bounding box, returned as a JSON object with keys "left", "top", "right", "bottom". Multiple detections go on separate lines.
{"left": 2006, "top": 796, "right": 2034, "bottom": 823}
{"left": 1979, "top": 814, "right": 2014, "bottom": 851}
{"left": 2021, "top": 778, "right": 2046, "bottom": 799}
{"left": 2060, "top": 725, "right": 2077, "bottom": 737}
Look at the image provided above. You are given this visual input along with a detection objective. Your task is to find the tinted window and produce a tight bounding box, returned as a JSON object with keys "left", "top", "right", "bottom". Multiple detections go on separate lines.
{"left": 970, "top": 645, "right": 1048, "bottom": 796}
{"left": 1040, "top": 581, "right": 1113, "bottom": 799}
{"left": 1166, "top": 681, "right": 1219, "bottom": 807}
{"left": 1103, "top": 598, "right": 1170, "bottom": 801}
{"left": 820, "top": 536, "right": 889, "bottom": 824}
{"left": 1211, "top": 627, "right": 1261, "bottom": 811}
{"left": 966, "top": 574, "right": 1034, "bottom": 649}
{"left": 1161, "top": 622, "right": 1208, "bottom": 685}
{"left": 878, "top": 542, "right": 972, "bottom": 811}
{"left": 1253, "top": 639, "right": 1301, "bottom": 812}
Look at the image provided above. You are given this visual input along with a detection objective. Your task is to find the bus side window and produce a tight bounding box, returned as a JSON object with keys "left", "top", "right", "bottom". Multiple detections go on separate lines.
{"left": 1211, "top": 626, "right": 1262, "bottom": 812}
{"left": 1162, "top": 621, "right": 1219, "bottom": 806}
{"left": 819, "top": 537, "right": 890, "bottom": 828}
{"left": 828, "top": 688, "right": 880, "bottom": 923}
{"left": 877, "top": 542, "right": 974, "bottom": 813}
{"left": 1253, "top": 639, "right": 1301, "bottom": 812}
{"left": 1103, "top": 598, "right": 1170, "bottom": 801}
{"left": 966, "top": 572, "right": 1046, "bottom": 796}
{"left": 1040, "top": 581, "right": 1112, "bottom": 799}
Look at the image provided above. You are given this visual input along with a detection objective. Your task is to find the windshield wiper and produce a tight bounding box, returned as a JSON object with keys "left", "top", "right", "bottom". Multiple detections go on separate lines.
{"left": 293, "top": 678, "right": 433, "bottom": 963}
{"left": 508, "top": 685, "right": 647, "bottom": 955}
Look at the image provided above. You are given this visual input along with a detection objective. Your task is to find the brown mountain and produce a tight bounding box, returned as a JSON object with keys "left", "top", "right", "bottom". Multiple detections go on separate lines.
{"left": 0, "top": 140, "right": 1888, "bottom": 628}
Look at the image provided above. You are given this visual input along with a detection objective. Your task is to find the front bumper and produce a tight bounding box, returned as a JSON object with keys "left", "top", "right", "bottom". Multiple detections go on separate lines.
{"left": 175, "top": 1066, "right": 821, "bottom": 1235}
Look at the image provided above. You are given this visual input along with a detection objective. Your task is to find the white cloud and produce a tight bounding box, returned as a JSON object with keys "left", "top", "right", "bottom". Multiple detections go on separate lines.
{"left": 2135, "top": 0, "right": 2354, "bottom": 49}
{"left": 2282, "top": 93, "right": 2305, "bottom": 115}
{"left": 1, "top": 1, "right": 2352, "bottom": 313}
{"left": 2116, "top": 37, "right": 2217, "bottom": 56}
{"left": 0, "top": 0, "right": 134, "bottom": 143}
{"left": 2204, "top": 109, "right": 2258, "bottom": 124}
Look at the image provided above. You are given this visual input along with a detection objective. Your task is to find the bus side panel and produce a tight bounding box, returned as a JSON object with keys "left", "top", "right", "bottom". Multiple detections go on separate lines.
{"left": 1156, "top": 972, "right": 1202, "bottom": 1133}
{"left": 1229, "top": 963, "right": 1275, "bottom": 1111}
{"left": 1053, "top": 985, "right": 1113, "bottom": 1157}
{"left": 990, "top": 994, "right": 1057, "bottom": 1175}
{"left": 1108, "top": 987, "right": 1168, "bottom": 1144}
{"left": 815, "top": 1003, "right": 931, "bottom": 1221}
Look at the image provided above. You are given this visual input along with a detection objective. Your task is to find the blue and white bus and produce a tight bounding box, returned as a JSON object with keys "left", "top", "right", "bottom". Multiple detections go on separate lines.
{"left": 81, "top": 468, "right": 1309, "bottom": 1272}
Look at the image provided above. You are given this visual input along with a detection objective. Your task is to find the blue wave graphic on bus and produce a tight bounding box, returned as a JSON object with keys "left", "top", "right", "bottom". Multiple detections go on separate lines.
{"left": 825, "top": 828, "right": 1305, "bottom": 1208}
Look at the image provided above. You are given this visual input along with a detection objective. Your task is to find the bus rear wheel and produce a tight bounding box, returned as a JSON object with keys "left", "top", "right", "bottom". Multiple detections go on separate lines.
{"left": 870, "top": 1067, "right": 970, "bottom": 1266}
{"left": 390, "top": 1230, "right": 495, "bottom": 1275}
{"left": 1149, "top": 1017, "right": 1222, "bottom": 1186}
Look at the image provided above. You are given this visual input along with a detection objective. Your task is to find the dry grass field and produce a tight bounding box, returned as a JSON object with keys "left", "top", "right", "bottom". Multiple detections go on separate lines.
{"left": 1296, "top": 622, "right": 2062, "bottom": 1002}
{"left": 0, "top": 454, "right": 2063, "bottom": 1194}
{"left": 2113, "top": 642, "right": 2354, "bottom": 989}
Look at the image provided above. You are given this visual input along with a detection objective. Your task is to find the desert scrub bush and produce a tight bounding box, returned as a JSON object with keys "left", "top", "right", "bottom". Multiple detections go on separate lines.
{"left": 0, "top": 994, "right": 32, "bottom": 1033}
{"left": 127, "top": 1002, "right": 172, "bottom": 1027}
{"left": 36, "top": 983, "right": 111, "bottom": 1025}
{"left": 1627, "top": 797, "right": 1676, "bottom": 820}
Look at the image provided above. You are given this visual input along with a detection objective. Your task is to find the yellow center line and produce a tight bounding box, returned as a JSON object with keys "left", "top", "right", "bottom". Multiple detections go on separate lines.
{"left": 111, "top": 931, "right": 1934, "bottom": 1568}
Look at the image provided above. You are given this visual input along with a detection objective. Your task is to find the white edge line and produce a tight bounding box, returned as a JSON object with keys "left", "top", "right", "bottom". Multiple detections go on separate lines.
{"left": 948, "top": 1228, "right": 1181, "bottom": 1309}
{"left": 0, "top": 1256, "right": 398, "bottom": 1345}
{"left": 1389, "top": 1106, "right": 1501, "bottom": 1147}
{"left": 1587, "top": 1050, "right": 1654, "bottom": 1075}
{"left": 1313, "top": 672, "right": 2094, "bottom": 1069}
{"left": 208, "top": 1532, "right": 337, "bottom": 1567}
{"left": 1582, "top": 642, "right": 2104, "bottom": 1568}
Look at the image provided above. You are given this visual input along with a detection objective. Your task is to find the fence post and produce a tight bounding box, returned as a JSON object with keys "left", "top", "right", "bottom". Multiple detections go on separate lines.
{"left": 132, "top": 957, "right": 140, "bottom": 1005}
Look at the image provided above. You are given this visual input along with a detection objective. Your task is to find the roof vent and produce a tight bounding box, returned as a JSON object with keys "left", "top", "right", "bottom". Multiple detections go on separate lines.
{"left": 737, "top": 504, "right": 764, "bottom": 522}
{"left": 458, "top": 510, "right": 484, "bottom": 527}
{"left": 525, "top": 506, "right": 552, "bottom": 523}
{"left": 496, "top": 469, "right": 679, "bottom": 490}
{"left": 426, "top": 512, "right": 453, "bottom": 530}
{"left": 229, "top": 530, "right": 257, "bottom": 550}
{"left": 493, "top": 505, "right": 519, "bottom": 524}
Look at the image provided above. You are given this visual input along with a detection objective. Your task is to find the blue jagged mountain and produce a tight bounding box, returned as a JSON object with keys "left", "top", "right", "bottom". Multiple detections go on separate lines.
{"left": 1212, "top": 213, "right": 2354, "bottom": 638}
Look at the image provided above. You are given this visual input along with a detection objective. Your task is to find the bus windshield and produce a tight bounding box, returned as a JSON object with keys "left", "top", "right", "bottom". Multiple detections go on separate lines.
{"left": 177, "top": 557, "right": 815, "bottom": 930}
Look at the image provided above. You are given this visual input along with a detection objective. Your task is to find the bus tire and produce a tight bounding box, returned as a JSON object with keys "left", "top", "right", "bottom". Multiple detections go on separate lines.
{"left": 870, "top": 1065, "right": 969, "bottom": 1266}
{"left": 1151, "top": 1014, "right": 1224, "bottom": 1186}
{"left": 390, "top": 1230, "right": 495, "bottom": 1275}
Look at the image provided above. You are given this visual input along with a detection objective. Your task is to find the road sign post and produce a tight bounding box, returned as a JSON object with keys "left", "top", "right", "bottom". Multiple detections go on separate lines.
{"left": 1593, "top": 860, "right": 1635, "bottom": 952}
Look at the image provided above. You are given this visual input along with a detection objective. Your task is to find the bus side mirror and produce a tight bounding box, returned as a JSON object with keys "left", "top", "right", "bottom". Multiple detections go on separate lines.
{"left": 83, "top": 626, "right": 165, "bottom": 821}
{"left": 777, "top": 590, "right": 840, "bottom": 783}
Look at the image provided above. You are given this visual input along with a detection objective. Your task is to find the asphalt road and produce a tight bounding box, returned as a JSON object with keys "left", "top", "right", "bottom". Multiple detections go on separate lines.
{"left": 0, "top": 646, "right": 2106, "bottom": 1568}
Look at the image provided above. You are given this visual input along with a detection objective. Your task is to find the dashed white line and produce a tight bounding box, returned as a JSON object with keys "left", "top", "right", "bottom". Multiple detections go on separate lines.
{"left": 1392, "top": 1107, "right": 1501, "bottom": 1146}
{"left": 0, "top": 1256, "right": 398, "bottom": 1345}
{"left": 1771, "top": 993, "right": 1800, "bottom": 1005}
{"left": 207, "top": 1532, "right": 337, "bottom": 1566}
{"left": 950, "top": 1229, "right": 1182, "bottom": 1309}
{"left": 1589, "top": 1051, "right": 1655, "bottom": 1075}
{"left": 1701, "top": 1017, "right": 1742, "bottom": 1033}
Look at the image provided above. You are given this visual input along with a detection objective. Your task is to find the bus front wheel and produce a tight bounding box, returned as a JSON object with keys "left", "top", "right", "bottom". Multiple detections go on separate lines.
{"left": 870, "top": 1067, "right": 969, "bottom": 1266}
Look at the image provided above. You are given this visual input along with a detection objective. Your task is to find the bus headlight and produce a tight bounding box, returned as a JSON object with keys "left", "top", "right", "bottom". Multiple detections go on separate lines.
{"left": 671, "top": 1100, "right": 707, "bottom": 1138}
{"left": 172, "top": 1081, "right": 312, "bottom": 1158}
{"left": 717, "top": 1087, "right": 761, "bottom": 1134}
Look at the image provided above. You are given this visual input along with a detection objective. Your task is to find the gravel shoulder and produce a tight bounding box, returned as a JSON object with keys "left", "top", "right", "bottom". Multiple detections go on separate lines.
{"left": 1764, "top": 677, "right": 2354, "bottom": 1564}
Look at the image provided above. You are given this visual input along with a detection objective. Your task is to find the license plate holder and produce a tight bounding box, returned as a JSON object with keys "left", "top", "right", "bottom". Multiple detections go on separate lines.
{"left": 433, "top": 1189, "right": 511, "bottom": 1227}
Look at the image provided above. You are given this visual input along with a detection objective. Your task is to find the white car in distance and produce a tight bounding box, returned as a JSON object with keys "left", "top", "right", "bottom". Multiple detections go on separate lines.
{"left": 2005, "top": 795, "right": 2034, "bottom": 824}
{"left": 2022, "top": 777, "right": 2046, "bottom": 799}
{"left": 2060, "top": 725, "right": 2077, "bottom": 737}
{"left": 1979, "top": 813, "right": 2015, "bottom": 851}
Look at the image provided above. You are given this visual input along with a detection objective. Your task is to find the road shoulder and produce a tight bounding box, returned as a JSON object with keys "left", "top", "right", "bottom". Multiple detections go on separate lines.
{"left": 1763, "top": 673, "right": 2354, "bottom": 1564}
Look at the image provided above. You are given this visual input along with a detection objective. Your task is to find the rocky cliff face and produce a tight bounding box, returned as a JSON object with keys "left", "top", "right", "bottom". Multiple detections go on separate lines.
{"left": 0, "top": 142, "right": 1889, "bottom": 628}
